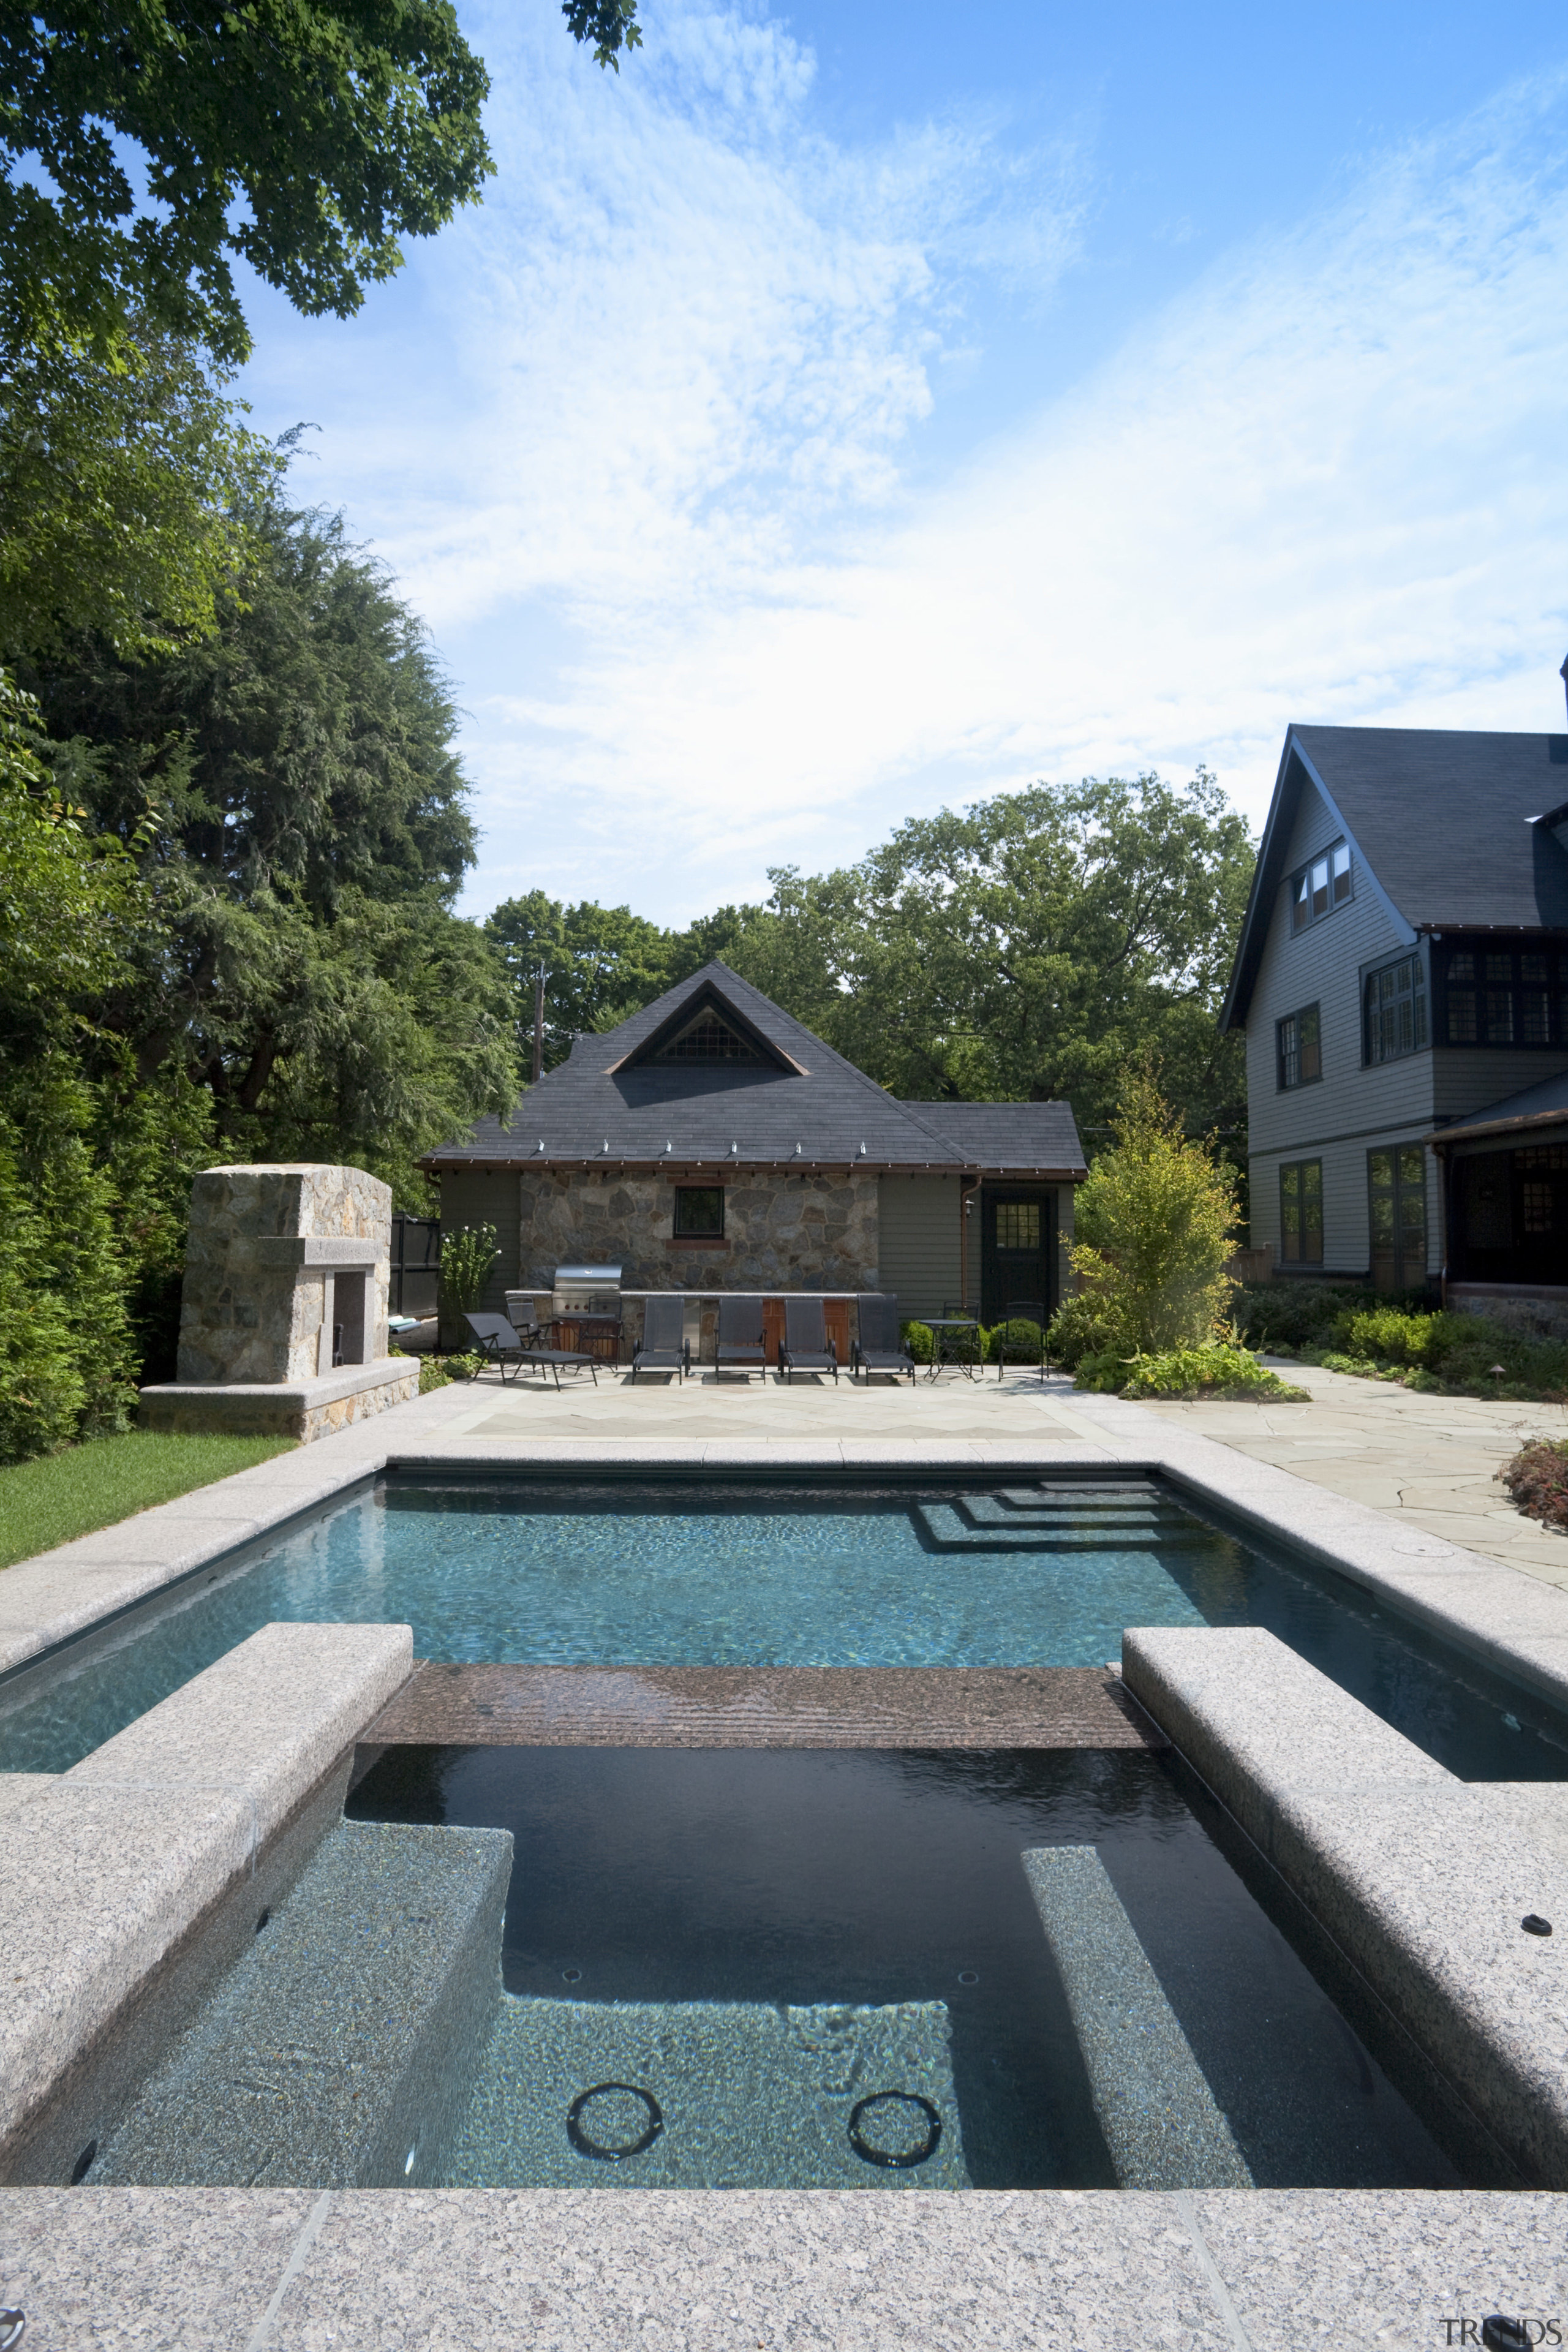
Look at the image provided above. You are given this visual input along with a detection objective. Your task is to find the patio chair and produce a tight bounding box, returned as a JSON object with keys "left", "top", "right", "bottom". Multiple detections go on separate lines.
{"left": 631, "top": 1294, "right": 692, "bottom": 1383}
{"left": 779, "top": 1296, "right": 838, "bottom": 1382}
{"left": 464, "top": 1311, "right": 600, "bottom": 1390}
{"left": 995, "top": 1298, "right": 1048, "bottom": 1382}
{"left": 851, "top": 1293, "right": 916, "bottom": 1384}
{"left": 715, "top": 1294, "right": 767, "bottom": 1380}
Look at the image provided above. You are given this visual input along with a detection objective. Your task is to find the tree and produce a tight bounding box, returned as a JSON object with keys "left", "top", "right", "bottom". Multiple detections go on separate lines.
{"left": 0, "top": 668, "right": 209, "bottom": 1452}
{"left": 484, "top": 892, "right": 691, "bottom": 1073}
{"left": 0, "top": 323, "right": 279, "bottom": 660}
{"left": 1, "top": 1, "right": 495, "bottom": 374}
{"left": 717, "top": 772, "right": 1254, "bottom": 1140}
{"left": 20, "top": 497, "right": 518, "bottom": 1201}
{"left": 1061, "top": 1059, "right": 1238, "bottom": 1362}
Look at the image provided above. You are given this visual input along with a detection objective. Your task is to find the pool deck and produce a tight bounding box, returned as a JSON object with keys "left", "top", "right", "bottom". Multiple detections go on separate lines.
{"left": 7, "top": 1363, "right": 1568, "bottom": 2342}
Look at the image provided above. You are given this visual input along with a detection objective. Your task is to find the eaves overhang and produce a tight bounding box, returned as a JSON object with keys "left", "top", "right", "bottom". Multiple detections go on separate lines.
{"left": 420, "top": 1153, "right": 1087, "bottom": 1180}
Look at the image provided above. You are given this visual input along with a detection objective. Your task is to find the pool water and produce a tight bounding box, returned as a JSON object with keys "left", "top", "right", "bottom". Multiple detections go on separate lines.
{"left": 348, "top": 1743, "right": 1471, "bottom": 2190}
{"left": 4, "top": 1475, "right": 1567, "bottom": 1777}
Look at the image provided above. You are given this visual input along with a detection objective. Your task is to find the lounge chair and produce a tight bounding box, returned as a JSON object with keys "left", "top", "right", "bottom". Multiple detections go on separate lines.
{"left": 851, "top": 1293, "right": 916, "bottom": 1384}
{"left": 631, "top": 1294, "right": 692, "bottom": 1382}
{"left": 779, "top": 1296, "right": 837, "bottom": 1382}
{"left": 464, "top": 1311, "right": 600, "bottom": 1390}
{"left": 995, "top": 1298, "right": 1048, "bottom": 1382}
{"left": 715, "top": 1294, "right": 766, "bottom": 1379}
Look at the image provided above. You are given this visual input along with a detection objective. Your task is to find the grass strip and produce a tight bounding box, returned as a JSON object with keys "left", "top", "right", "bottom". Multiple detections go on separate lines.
{"left": 0, "top": 1430, "right": 297, "bottom": 1571}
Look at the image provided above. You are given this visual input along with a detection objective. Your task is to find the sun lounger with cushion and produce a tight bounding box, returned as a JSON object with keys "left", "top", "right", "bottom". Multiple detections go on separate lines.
{"left": 464, "top": 1311, "right": 600, "bottom": 1389}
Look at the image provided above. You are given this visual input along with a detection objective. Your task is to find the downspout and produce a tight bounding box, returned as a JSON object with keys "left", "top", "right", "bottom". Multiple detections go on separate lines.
{"left": 1436, "top": 1140, "right": 1452, "bottom": 1308}
{"left": 960, "top": 1175, "right": 981, "bottom": 1314}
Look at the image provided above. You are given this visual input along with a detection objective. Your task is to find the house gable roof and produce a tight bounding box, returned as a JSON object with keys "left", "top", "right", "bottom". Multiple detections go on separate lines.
{"left": 1222, "top": 725, "right": 1568, "bottom": 1031}
{"left": 423, "top": 960, "right": 1085, "bottom": 1177}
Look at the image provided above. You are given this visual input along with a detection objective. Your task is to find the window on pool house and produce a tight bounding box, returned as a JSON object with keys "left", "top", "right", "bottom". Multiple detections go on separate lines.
{"left": 1279, "top": 1160, "right": 1323, "bottom": 1264}
{"left": 1290, "top": 841, "right": 1351, "bottom": 933}
{"left": 1276, "top": 1003, "right": 1322, "bottom": 1090}
{"left": 673, "top": 1185, "right": 725, "bottom": 1238}
{"left": 1364, "top": 954, "right": 1427, "bottom": 1064}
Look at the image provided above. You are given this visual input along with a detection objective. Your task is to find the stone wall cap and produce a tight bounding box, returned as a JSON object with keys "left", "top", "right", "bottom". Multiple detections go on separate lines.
{"left": 140, "top": 1359, "right": 413, "bottom": 1410}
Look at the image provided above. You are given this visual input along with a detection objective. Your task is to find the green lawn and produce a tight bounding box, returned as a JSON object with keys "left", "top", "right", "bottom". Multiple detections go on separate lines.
{"left": 0, "top": 1430, "right": 298, "bottom": 1570}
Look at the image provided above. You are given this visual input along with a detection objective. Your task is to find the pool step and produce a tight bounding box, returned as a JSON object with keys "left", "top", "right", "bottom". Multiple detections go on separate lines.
{"left": 91, "top": 1818, "right": 511, "bottom": 2190}
{"left": 913, "top": 1500, "right": 1202, "bottom": 1551}
{"left": 953, "top": 1493, "right": 1168, "bottom": 1531}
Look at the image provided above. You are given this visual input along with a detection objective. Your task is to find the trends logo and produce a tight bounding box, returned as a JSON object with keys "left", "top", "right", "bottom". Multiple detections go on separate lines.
{"left": 1442, "top": 2322, "right": 1563, "bottom": 2348}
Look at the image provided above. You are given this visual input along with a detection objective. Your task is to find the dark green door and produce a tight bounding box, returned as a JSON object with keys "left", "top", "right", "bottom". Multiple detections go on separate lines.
{"left": 981, "top": 1189, "right": 1053, "bottom": 1327}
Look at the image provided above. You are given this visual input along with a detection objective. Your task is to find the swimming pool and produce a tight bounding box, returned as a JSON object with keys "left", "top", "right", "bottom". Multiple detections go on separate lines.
{"left": 4, "top": 1472, "right": 1567, "bottom": 1777}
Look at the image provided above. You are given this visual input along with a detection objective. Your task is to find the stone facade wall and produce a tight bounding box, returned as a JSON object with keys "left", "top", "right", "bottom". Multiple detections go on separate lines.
{"left": 1447, "top": 1285, "right": 1568, "bottom": 1343}
{"left": 178, "top": 1164, "right": 392, "bottom": 1384}
{"left": 514, "top": 1170, "right": 880, "bottom": 1344}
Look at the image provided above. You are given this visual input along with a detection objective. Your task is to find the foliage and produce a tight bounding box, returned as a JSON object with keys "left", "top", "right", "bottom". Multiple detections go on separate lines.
{"left": 0, "top": 326, "right": 280, "bottom": 661}
{"left": 986, "top": 1316, "right": 1046, "bottom": 1365}
{"left": 1044, "top": 1288, "right": 1113, "bottom": 1371}
{"left": 22, "top": 498, "right": 518, "bottom": 1201}
{"left": 418, "top": 1354, "right": 454, "bottom": 1395}
{"left": 1230, "top": 1281, "right": 1383, "bottom": 1354}
{"left": 1311, "top": 1306, "right": 1568, "bottom": 1403}
{"left": 711, "top": 771, "right": 1254, "bottom": 1139}
{"left": 0, "top": 670, "right": 213, "bottom": 1457}
{"left": 485, "top": 891, "right": 695, "bottom": 1072}
{"left": 0, "top": 1, "right": 495, "bottom": 375}
{"left": 563, "top": 0, "right": 644, "bottom": 71}
{"left": 1066, "top": 1061, "right": 1238, "bottom": 1357}
{"left": 440, "top": 1224, "right": 499, "bottom": 1316}
{"left": 900, "top": 1319, "right": 935, "bottom": 1365}
{"left": 0, "top": 1429, "right": 294, "bottom": 1570}
{"left": 1499, "top": 1439, "right": 1568, "bottom": 1535}
{"left": 1077, "top": 1342, "right": 1308, "bottom": 1400}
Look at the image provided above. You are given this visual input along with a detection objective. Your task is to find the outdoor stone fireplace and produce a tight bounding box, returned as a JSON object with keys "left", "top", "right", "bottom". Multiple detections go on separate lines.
{"left": 138, "top": 1164, "right": 419, "bottom": 1442}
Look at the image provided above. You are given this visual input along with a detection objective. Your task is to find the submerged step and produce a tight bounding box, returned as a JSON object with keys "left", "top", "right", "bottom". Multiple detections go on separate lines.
{"left": 914, "top": 1503, "right": 1177, "bottom": 1551}
{"left": 1022, "top": 1845, "right": 1251, "bottom": 2190}
{"left": 952, "top": 1494, "right": 1168, "bottom": 1532}
{"left": 92, "top": 1818, "right": 511, "bottom": 2189}
{"left": 445, "top": 1994, "right": 971, "bottom": 2190}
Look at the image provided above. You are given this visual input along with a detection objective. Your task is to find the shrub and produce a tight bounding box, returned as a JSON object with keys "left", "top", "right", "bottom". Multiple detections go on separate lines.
{"left": 1499, "top": 1439, "right": 1568, "bottom": 1532}
{"left": 1046, "top": 1289, "right": 1113, "bottom": 1371}
{"left": 1231, "top": 1281, "right": 1424, "bottom": 1355}
{"left": 1077, "top": 1341, "right": 1308, "bottom": 1400}
{"left": 900, "top": 1319, "right": 935, "bottom": 1365}
{"left": 1343, "top": 1307, "right": 1440, "bottom": 1364}
{"left": 986, "top": 1316, "right": 1045, "bottom": 1364}
{"left": 418, "top": 1356, "right": 452, "bottom": 1394}
{"left": 1068, "top": 1060, "right": 1238, "bottom": 1358}
{"left": 440, "top": 1223, "right": 499, "bottom": 1317}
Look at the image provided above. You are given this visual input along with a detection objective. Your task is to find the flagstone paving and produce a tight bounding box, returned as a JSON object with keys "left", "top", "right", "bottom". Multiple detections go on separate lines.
{"left": 1136, "top": 1360, "right": 1568, "bottom": 1591}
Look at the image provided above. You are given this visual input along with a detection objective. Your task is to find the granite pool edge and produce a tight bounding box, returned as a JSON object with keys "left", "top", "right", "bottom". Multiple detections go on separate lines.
{"left": 2, "top": 2181, "right": 1566, "bottom": 2351}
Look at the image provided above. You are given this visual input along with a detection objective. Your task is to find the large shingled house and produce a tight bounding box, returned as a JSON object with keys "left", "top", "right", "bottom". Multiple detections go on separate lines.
{"left": 424, "top": 962, "right": 1085, "bottom": 1348}
{"left": 1221, "top": 662, "right": 1568, "bottom": 1322}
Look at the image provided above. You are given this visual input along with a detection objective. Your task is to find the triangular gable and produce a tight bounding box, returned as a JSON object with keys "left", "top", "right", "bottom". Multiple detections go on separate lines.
{"left": 606, "top": 980, "right": 808, "bottom": 1076}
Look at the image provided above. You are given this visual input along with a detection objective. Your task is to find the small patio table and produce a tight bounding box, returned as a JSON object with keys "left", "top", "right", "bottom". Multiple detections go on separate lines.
{"left": 924, "top": 1316, "right": 981, "bottom": 1382}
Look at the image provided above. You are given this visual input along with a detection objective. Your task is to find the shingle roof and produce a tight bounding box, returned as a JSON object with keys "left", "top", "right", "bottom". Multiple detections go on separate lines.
{"left": 1223, "top": 725, "right": 1568, "bottom": 1030}
{"left": 1427, "top": 1068, "right": 1568, "bottom": 1147}
{"left": 423, "top": 962, "right": 1085, "bottom": 1177}
{"left": 898, "top": 1101, "right": 1087, "bottom": 1176}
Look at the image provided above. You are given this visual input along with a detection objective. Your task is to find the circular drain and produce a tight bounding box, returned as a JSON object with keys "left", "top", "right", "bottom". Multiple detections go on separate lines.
{"left": 847, "top": 2092, "right": 943, "bottom": 2171}
{"left": 562, "top": 1967, "right": 583, "bottom": 1983}
{"left": 957, "top": 1970, "right": 979, "bottom": 1986}
{"left": 567, "top": 2083, "right": 664, "bottom": 2162}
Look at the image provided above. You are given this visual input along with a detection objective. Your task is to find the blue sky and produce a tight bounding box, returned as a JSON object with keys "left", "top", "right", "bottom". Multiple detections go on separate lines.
{"left": 233, "top": 0, "right": 1568, "bottom": 925}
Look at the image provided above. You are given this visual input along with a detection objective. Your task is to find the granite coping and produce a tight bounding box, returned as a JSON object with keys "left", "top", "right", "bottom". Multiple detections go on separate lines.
{"left": 2, "top": 2185, "right": 1567, "bottom": 2350}
{"left": 1122, "top": 1626, "right": 1568, "bottom": 2188}
{"left": 0, "top": 1622, "right": 412, "bottom": 2154}
{"left": 362, "top": 1662, "right": 1166, "bottom": 1749}
{"left": 138, "top": 1355, "right": 414, "bottom": 1411}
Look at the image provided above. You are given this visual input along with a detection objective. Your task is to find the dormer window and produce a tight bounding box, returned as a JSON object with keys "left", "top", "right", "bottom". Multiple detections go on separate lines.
{"left": 657, "top": 1012, "right": 754, "bottom": 1061}
{"left": 1291, "top": 842, "right": 1352, "bottom": 933}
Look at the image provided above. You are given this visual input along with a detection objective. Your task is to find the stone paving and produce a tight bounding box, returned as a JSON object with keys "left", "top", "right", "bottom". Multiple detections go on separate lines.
{"left": 1137, "top": 1360, "right": 1568, "bottom": 1591}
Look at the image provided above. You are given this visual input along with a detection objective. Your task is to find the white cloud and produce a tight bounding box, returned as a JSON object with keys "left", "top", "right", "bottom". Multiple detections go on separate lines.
{"left": 239, "top": 21, "right": 1568, "bottom": 922}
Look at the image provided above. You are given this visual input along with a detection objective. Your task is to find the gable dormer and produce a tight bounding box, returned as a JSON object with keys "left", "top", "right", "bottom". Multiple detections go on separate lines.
{"left": 606, "top": 982, "right": 807, "bottom": 1077}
